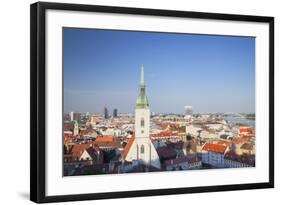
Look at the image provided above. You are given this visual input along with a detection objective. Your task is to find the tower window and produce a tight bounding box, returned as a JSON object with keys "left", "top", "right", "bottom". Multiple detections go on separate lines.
{"left": 140, "top": 144, "right": 144, "bottom": 154}
{"left": 141, "top": 118, "right": 145, "bottom": 127}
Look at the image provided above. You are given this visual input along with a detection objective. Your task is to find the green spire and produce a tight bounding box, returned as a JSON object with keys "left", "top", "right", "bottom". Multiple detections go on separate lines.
{"left": 136, "top": 64, "right": 149, "bottom": 109}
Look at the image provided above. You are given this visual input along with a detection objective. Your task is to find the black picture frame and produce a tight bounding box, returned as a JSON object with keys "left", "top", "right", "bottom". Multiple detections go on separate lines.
{"left": 30, "top": 1, "right": 274, "bottom": 203}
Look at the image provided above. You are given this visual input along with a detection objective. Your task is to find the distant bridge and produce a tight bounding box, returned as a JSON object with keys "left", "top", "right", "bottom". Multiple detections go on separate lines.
{"left": 222, "top": 112, "right": 245, "bottom": 118}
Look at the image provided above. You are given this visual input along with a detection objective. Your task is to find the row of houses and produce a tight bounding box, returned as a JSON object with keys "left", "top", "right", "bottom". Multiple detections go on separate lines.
{"left": 164, "top": 155, "right": 202, "bottom": 171}
{"left": 201, "top": 142, "right": 255, "bottom": 168}
{"left": 64, "top": 136, "right": 124, "bottom": 175}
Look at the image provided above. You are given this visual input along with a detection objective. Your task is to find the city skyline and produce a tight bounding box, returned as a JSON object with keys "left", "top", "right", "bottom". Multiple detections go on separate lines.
{"left": 63, "top": 69, "right": 256, "bottom": 176}
{"left": 63, "top": 28, "right": 255, "bottom": 114}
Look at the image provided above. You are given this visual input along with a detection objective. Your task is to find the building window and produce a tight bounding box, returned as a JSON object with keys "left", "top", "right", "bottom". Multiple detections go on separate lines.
{"left": 141, "top": 144, "right": 145, "bottom": 154}
{"left": 141, "top": 118, "right": 145, "bottom": 127}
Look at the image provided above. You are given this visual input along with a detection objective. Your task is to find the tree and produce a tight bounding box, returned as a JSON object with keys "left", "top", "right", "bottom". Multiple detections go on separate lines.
{"left": 179, "top": 126, "right": 186, "bottom": 132}
{"left": 220, "top": 134, "right": 229, "bottom": 140}
{"left": 186, "top": 134, "right": 193, "bottom": 141}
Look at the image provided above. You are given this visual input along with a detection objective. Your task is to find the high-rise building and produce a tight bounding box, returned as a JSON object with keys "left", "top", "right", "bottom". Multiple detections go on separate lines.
{"left": 69, "top": 112, "right": 81, "bottom": 121}
{"left": 73, "top": 112, "right": 81, "bottom": 121}
{"left": 124, "top": 65, "right": 161, "bottom": 169}
{"left": 184, "top": 106, "right": 193, "bottom": 116}
{"left": 104, "top": 107, "right": 109, "bottom": 119}
{"left": 69, "top": 111, "right": 74, "bottom": 121}
{"left": 113, "top": 108, "right": 118, "bottom": 118}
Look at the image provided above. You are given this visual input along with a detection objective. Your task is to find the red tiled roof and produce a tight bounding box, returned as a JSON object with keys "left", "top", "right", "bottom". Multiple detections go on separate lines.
{"left": 159, "top": 123, "right": 179, "bottom": 128}
{"left": 232, "top": 136, "right": 251, "bottom": 144}
{"left": 217, "top": 140, "right": 231, "bottom": 146}
{"left": 239, "top": 127, "right": 252, "bottom": 134}
{"left": 69, "top": 144, "right": 93, "bottom": 158}
{"left": 95, "top": 136, "right": 114, "bottom": 143}
{"left": 124, "top": 134, "right": 135, "bottom": 158}
{"left": 64, "top": 135, "right": 76, "bottom": 141}
{"left": 202, "top": 143, "right": 227, "bottom": 154}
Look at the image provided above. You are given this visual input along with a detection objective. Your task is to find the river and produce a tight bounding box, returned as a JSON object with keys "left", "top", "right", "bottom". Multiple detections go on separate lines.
{"left": 223, "top": 116, "right": 255, "bottom": 130}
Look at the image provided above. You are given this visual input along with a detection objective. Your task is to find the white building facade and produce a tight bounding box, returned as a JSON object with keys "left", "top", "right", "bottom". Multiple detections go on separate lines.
{"left": 73, "top": 120, "right": 79, "bottom": 136}
{"left": 125, "top": 65, "right": 161, "bottom": 169}
{"left": 201, "top": 143, "right": 228, "bottom": 168}
{"left": 202, "top": 152, "right": 225, "bottom": 167}
{"left": 224, "top": 158, "right": 252, "bottom": 168}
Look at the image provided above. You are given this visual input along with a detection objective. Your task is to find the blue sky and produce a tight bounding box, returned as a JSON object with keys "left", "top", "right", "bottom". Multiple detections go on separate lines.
{"left": 63, "top": 28, "right": 255, "bottom": 114}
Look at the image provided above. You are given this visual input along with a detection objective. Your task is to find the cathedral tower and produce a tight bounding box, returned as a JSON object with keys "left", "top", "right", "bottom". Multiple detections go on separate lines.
{"left": 124, "top": 65, "right": 161, "bottom": 169}
{"left": 73, "top": 120, "right": 79, "bottom": 136}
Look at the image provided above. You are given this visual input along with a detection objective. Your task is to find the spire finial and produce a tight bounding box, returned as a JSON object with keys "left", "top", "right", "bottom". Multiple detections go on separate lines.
{"left": 140, "top": 64, "right": 145, "bottom": 86}
{"left": 136, "top": 64, "right": 149, "bottom": 108}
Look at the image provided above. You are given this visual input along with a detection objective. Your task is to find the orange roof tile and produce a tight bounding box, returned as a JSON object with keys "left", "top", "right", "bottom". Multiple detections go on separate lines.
{"left": 69, "top": 144, "right": 92, "bottom": 158}
{"left": 159, "top": 123, "right": 179, "bottom": 127}
{"left": 202, "top": 143, "right": 227, "bottom": 154}
{"left": 124, "top": 134, "right": 135, "bottom": 158}
{"left": 95, "top": 136, "right": 114, "bottom": 143}
{"left": 217, "top": 140, "right": 231, "bottom": 146}
{"left": 239, "top": 127, "right": 252, "bottom": 134}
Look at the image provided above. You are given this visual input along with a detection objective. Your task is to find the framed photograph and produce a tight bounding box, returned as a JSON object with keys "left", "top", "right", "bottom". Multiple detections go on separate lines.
{"left": 30, "top": 2, "right": 274, "bottom": 203}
